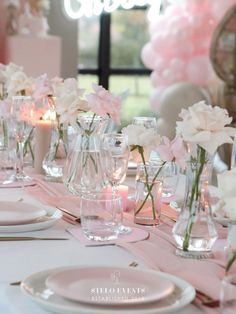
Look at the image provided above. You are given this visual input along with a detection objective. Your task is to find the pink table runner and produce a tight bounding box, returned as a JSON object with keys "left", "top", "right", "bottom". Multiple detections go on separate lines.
{"left": 25, "top": 177, "right": 234, "bottom": 313}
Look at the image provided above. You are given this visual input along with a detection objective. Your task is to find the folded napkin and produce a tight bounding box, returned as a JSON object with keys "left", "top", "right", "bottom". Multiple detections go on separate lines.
{"left": 26, "top": 175, "right": 80, "bottom": 215}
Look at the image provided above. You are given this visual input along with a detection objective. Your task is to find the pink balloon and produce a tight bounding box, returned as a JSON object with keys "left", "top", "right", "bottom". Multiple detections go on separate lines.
{"left": 153, "top": 57, "right": 168, "bottom": 72}
{"left": 170, "top": 58, "right": 185, "bottom": 72}
{"left": 150, "top": 71, "right": 164, "bottom": 87}
{"left": 149, "top": 16, "right": 167, "bottom": 34}
{"left": 186, "top": 56, "right": 215, "bottom": 86}
{"left": 174, "top": 42, "right": 194, "bottom": 58}
{"left": 141, "top": 43, "right": 157, "bottom": 70}
{"left": 142, "top": 0, "right": 225, "bottom": 89}
{"left": 165, "top": 3, "right": 185, "bottom": 18}
{"left": 151, "top": 31, "right": 169, "bottom": 53}
{"left": 211, "top": 0, "right": 236, "bottom": 22}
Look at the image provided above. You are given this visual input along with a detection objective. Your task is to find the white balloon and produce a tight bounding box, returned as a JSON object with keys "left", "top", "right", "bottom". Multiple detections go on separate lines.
{"left": 156, "top": 117, "right": 176, "bottom": 139}
{"left": 158, "top": 82, "right": 209, "bottom": 130}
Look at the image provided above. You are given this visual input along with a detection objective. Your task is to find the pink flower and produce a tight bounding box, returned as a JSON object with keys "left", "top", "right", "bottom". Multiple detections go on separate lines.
{"left": 156, "top": 136, "right": 187, "bottom": 169}
{"left": 33, "top": 74, "right": 63, "bottom": 101}
{"left": 86, "top": 83, "right": 122, "bottom": 124}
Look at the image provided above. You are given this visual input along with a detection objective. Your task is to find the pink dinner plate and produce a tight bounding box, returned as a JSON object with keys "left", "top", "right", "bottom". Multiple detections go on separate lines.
{"left": 0, "top": 201, "right": 47, "bottom": 225}
{"left": 46, "top": 266, "right": 175, "bottom": 306}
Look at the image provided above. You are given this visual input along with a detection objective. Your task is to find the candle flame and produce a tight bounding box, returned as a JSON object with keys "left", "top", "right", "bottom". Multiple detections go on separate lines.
{"left": 42, "top": 109, "right": 56, "bottom": 121}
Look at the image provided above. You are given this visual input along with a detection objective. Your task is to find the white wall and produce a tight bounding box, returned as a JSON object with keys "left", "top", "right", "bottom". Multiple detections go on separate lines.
{"left": 48, "top": 0, "right": 78, "bottom": 79}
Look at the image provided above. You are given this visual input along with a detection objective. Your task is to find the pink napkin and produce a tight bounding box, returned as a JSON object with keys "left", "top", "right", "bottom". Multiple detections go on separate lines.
{"left": 67, "top": 226, "right": 149, "bottom": 246}
{"left": 25, "top": 175, "right": 80, "bottom": 215}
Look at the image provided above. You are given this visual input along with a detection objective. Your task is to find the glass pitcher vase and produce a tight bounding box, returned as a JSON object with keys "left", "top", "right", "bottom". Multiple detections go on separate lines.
{"left": 63, "top": 115, "right": 108, "bottom": 196}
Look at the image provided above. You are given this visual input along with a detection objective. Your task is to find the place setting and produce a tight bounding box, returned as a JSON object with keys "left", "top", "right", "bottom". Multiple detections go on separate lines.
{"left": 2, "top": 1, "right": 236, "bottom": 311}
{"left": 20, "top": 264, "right": 196, "bottom": 314}
{"left": 0, "top": 200, "right": 62, "bottom": 233}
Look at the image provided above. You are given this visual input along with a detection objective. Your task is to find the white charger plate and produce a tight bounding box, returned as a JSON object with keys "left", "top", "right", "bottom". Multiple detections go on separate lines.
{"left": 21, "top": 266, "right": 195, "bottom": 314}
{"left": 45, "top": 266, "right": 174, "bottom": 305}
{"left": 0, "top": 206, "right": 62, "bottom": 233}
{"left": 0, "top": 201, "right": 47, "bottom": 225}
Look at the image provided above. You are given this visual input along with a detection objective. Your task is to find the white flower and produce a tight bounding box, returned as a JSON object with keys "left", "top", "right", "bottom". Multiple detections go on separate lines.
{"left": 176, "top": 101, "right": 236, "bottom": 155}
{"left": 6, "top": 71, "right": 34, "bottom": 97}
{"left": 121, "top": 124, "right": 160, "bottom": 164}
{"left": 33, "top": 74, "right": 63, "bottom": 101}
{"left": 211, "top": 169, "right": 236, "bottom": 220}
{"left": 54, "top": 78, "right": 89, "bottom": 126}
{"left": 2, "top": 63, "right": 23, "bottom": 82}
{"left": 122, "top": 124, "right": 160, "bottom": 147}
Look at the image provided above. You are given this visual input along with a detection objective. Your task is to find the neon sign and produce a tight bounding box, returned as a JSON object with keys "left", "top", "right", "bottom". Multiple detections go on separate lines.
{"left": 63, "top": 0, "right": 160, "bottom": 19}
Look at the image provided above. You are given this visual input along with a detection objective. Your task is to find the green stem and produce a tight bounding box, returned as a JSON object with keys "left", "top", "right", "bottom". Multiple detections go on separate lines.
{"left": 135, "top": 161, "right": 165, "bottom": 216}
{"left": 226, "top": 250, "right": 236, "bottom": 273}
{"left": 183, "top": 147, "right": 206, "bottom": 251}
{"left": 135, "top": 146, "right": 163, "bottom": 220}
{"left": 23, "top": 127, "right": 35, "bottom": 161}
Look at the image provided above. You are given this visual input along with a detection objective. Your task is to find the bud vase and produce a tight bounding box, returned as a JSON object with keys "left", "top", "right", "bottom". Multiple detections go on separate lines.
{"left": 134, "top": 163, "right": 163, "bottom": 225}
{"left": 172, "top": 146, "right": 218, "bottom": 259}
{"left": 63, "top": 115, "right": 108, "bottom": 196}
{"left": 42, "top": 123, "right": 68, "bottom": 182}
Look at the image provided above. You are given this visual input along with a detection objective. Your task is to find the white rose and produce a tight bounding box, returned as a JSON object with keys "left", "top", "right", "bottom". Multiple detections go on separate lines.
{"left": 176, "top": 101, "right": 236, "bottom": 155}
{"left": 121, "top": 124, "right": 160, "bottom": 148}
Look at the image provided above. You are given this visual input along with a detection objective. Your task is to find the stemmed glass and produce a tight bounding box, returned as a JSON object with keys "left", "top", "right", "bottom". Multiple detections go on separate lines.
{"left": 5, "top": 96, "right": 34, "bottom": 183}
{"left": 102, "top": 133, "right": 131, "bottom": 234}
{"left": 132, "top": 116, "right": 157, "bottom": 130}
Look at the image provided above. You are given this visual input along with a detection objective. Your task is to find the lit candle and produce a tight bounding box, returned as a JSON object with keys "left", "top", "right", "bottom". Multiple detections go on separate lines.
{"left": 118, "top": 185, "right": 129, "bottom": 211}
{"left": 34, "top": 120, "right": 53, "bottom": 174}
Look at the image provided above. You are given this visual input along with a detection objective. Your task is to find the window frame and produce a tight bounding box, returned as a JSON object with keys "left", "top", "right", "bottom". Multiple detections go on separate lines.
{"left": 78, "top": 6, "right": 151, "bottom": 89}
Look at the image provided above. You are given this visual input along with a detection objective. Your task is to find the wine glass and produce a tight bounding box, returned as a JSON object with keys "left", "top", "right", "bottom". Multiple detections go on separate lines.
{"left": 5, "top": 96, "right": 34, "bottom": 183}
{"left": 102, "top": 133, "right": 131, "bottom": 234}
{"left": 132, "top": 116, "right": 157, "bottom": 130}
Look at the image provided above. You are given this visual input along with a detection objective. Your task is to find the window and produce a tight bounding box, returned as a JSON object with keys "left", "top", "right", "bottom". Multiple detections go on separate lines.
{"left": 78, "top": 7, "right": 154, "bottom": 127}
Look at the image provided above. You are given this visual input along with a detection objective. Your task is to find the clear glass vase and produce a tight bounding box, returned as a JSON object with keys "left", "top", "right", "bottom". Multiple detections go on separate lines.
{"left": 172, "top": 146, "right": 218, "bottom": 259}
{"left": 42, "top": 123, "right": 68, "bottom": 182}
{"left": 134, "top": 162, "right": 163, "bottom": 225}
{"left": 63, "top": 115, "right": 108, "bottom": 196}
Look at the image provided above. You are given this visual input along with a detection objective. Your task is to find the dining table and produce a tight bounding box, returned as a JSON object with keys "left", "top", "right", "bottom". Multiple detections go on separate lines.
{"left": 0, "top": 172, "right": 227, "bottom": 314}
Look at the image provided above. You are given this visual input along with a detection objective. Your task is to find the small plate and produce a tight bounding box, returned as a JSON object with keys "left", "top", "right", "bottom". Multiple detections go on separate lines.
{"left": 21, "top": 266, "right": 195, "bottom": 314}
{"left": 0, "top": 206, "right": 62, "bottom": 233}
{"left": 46, "top": 266, "right": 174, "bottom": 305}
{"left": 0, "top": 201, "right": 46, "bottom": 225}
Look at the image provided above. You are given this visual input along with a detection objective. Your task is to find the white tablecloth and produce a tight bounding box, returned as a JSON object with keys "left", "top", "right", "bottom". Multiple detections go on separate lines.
{"left": 0, "top": 185, "right": 203, "bottom": 314}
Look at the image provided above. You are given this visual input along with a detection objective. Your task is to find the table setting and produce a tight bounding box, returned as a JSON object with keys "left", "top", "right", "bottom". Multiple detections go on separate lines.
{"left": 0, "top": 63, "right": 236, "bottom": 314}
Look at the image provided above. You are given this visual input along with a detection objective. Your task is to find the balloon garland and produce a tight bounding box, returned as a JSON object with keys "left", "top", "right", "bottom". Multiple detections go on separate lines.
{"left": 141, "top": 0, "right": 236, "bottom": 112}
